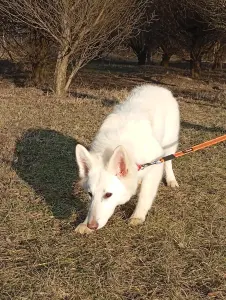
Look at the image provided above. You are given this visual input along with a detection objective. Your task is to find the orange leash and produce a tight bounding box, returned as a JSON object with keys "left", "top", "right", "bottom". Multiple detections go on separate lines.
{"left": 138, "top": 134, "right": 226, "bottom": 170}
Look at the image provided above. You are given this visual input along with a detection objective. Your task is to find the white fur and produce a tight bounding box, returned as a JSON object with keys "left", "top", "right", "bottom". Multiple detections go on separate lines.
{"left": 75, "top": 84, "right": 180, "bottom": 233}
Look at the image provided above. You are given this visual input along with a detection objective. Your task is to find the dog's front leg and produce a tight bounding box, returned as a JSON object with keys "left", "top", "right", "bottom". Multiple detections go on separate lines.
{"left": 74, "top": 216, "right": 93, "bottom": 234}
{"left": 129, "top": 164, "right": 164, "bottom": 226}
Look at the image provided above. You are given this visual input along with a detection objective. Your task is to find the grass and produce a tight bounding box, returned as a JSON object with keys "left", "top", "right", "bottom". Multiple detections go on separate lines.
{"left": 0, "top": 58, "right": 226, "bottom": 300}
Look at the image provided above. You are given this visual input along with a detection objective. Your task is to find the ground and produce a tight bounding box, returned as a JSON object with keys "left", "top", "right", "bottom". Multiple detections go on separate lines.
{"left": 0, "top": 57, "right": 226, "bottom": 300}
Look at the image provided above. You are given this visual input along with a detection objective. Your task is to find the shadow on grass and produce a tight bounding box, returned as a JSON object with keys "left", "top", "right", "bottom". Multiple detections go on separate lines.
{"left": 68, "top": 91, "right": 119, "bottom": 106}
{"left": 181, "top": 121, "right": 226, "bottom": 134}
{"left": 12, "top": 128, "right": 85, "bottom": 219}
{"left": 0, "top": 59, "right": 29, "bottom": 87}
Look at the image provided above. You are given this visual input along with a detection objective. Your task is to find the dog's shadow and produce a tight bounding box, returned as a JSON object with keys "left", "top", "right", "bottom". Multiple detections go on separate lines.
{"left": 12, "top": 129, "right": 85, "bottom": 219}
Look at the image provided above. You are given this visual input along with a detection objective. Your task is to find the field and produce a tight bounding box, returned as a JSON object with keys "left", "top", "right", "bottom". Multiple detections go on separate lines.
{"left": 0, "top": 57, "right": 226, "bottom": 299}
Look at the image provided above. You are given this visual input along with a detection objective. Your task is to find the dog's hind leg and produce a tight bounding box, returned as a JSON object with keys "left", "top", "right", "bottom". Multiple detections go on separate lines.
{"left": 163, "top": 143, "right": 179, "bottom": 188}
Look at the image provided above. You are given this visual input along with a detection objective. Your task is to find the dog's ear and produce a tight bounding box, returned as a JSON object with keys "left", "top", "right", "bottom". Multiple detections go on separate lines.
{"left": 75, "top": 144, "right": 92, "bottom": 178}
{"left": 108, "top": 145, "right": 128, "bottom": 177}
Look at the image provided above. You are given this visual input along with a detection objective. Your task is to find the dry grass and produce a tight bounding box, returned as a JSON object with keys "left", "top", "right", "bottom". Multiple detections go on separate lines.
{"left": 0, "top": 59, "right": 226, "bottom": 300}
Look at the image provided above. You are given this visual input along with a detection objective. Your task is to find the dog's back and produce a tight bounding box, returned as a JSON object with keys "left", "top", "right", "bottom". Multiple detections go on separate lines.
{"left": 91, "top": 84, "right": 179, "bottom": 163}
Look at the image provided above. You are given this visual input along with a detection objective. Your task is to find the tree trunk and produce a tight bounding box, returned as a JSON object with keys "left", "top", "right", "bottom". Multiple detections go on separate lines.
{"left": 137, "top": 49, "right": 147, "bottom": 65}
{"left": 190, "top": 51, "right": 201, "bottom": 79}
{"left": 190, "top": 59, "right": 201, "bottom": 79}
{"left": 54, "top": 50, "right": 70, "bottom": 97}
{"left": 212, "top": 56, "right": 223, "bottom": 70}
{"left": 160, "top": 53, "right": 171, "bottom": 67}
{"left": 31, "top": 62, "right": 46, "bottom": 87}
{"left": 147, "top": 49, "right": 154, "bottom": 65}
{"left": 65, "top": 61, "right": 83, "bottom": 93}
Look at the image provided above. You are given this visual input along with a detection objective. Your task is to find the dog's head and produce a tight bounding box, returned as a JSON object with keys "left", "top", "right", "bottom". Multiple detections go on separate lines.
{"left": 75, "top": 144, "right": 137, "bottom": 230}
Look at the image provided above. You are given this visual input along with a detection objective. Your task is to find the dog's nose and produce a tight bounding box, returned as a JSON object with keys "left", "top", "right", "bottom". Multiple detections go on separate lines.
{"left": 87, "top": 220, "right": 99, "bottom": 230}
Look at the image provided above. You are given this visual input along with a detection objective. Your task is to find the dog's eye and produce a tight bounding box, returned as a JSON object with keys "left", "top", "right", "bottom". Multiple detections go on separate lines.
{"left": 88, "top": 192, "right": 92, "bottom": 198}
{"left": 104, "top": 192, "right": 112, "bottom": 199}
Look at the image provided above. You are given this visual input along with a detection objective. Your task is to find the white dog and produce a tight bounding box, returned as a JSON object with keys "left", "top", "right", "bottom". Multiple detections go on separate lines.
{"left": 75, "top": 84, "right": 180, "bottom": 234}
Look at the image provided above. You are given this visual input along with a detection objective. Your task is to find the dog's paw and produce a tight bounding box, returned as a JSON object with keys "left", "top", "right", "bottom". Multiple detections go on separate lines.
{"left": 167, "top": 179, "right": 179, "bottom": 188}
{"left": 74, "top": 223, "right": 94, "bottom": 235}
{"left": 128, "top": 218, "right": 144, "bottom": 226}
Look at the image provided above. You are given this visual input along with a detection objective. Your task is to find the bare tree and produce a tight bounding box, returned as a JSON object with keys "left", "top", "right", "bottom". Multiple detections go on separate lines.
{"left": 143, "top": 0, "right": 193, "bottom": 67}
{"left": 128, "top": 4, "right": 155, "bottom": 65}
{"left": 187, "top": 0, "right": 226, "bottom": 74}
{"left": 0, "top": 20, "right": 55, "bottom": 86}
{"left": 189, "top": 0, "right": 226, "bottom": 31}
{"left": 143, "top": 0, "right": 225, "bottom": 77}
{"left": 129, "top": 31, "right": 149, "bottom": 65}
{"left": 0, "top": 0, "right": 149, "bottom": 96}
